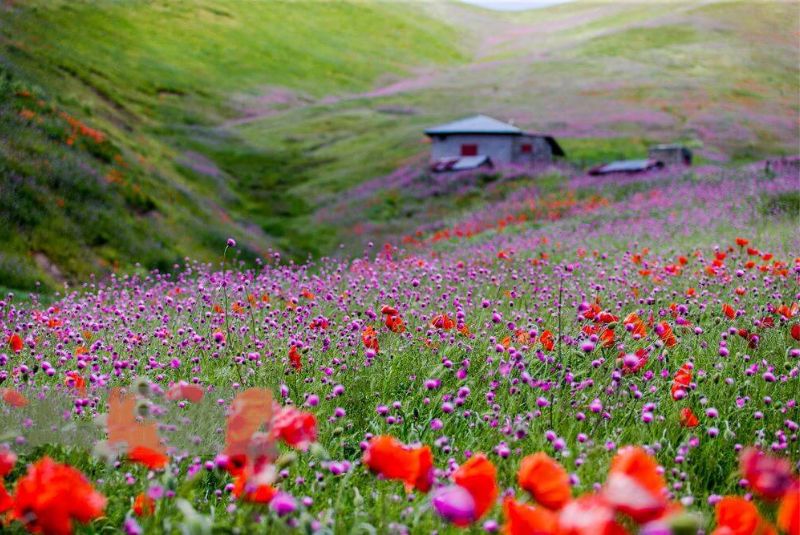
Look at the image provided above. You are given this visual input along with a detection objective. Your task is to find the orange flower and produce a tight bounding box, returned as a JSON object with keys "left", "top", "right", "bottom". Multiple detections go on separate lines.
{"left": 7, "top": 333, "right": 22, "bottom": 353}
{"left": 777, "top": 481, "right": 799, "bottom": 535}
{"left": 602, "top": 446, "right": 667, "bottom": 523}
{"left": 128, "top": 446, "right": 168, "bottom": 470}
{"left": 518, "top": 452, "right": 571, "bottom": 510}
{"left": 713, "top": 496, "right": 767, "bottom": 535}
{"left": 1, "top": 389, "right": 28, "bottom": 408}
{"left": 363, "top": 435, "right": 433, "bottom": 493}
{"left": 679, "top": 408, "right": 699, "bottom": 428}
{"left": 133, "top": 492, "right": 155, "bottom": 516}
{"left": 540, "top": 330, "right": 555, "bottom": 351}
{"left": 502, "top": 497, "right": 558, "bottom": 535}
{"left": 362, "top": 326, "right": 379, "bottom": 352}
{"left": 431, "top": 314, "right": 455, "bottom": 330}
{"left": 453, "top": 454, "right": 498, "bottom": 521}
{"left": 9, "top": 456, "right": 106, "bottom": 535}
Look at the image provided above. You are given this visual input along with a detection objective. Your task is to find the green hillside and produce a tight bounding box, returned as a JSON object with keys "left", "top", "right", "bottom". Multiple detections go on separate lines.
{"left": 0, "top": 0, "right": 465, "bottom": 288}
{"left": 0, "top": 0, "right": 797, "bottom": 289}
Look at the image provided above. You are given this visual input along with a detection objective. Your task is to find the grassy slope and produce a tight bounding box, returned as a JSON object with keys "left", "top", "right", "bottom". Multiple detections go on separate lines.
{"left": 0, "top": 0, "right": 798, "bottom": 289}
{"left": 0, "top": 0, "right": 465, "bottom": 289}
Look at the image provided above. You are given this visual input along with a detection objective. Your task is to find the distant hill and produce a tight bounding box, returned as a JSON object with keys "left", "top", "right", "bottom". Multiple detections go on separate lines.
{"left": 0, "top": 0, "right": 797, "bottom": 289}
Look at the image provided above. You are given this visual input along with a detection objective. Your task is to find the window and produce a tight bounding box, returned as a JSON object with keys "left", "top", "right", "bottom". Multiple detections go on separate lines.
{"left": 521, "top": 143, "right": 533, "bottom": 154}
{"left": 460, "top": 144, "right": 478, "bottom": 156}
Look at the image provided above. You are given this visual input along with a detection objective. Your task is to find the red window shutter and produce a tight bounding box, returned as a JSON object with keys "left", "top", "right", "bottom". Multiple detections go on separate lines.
{"left": 521, "top": 144, "right": 533, "bottom": 154}
{"left": 461, "top": 144, "right": 478, "bottom": 156}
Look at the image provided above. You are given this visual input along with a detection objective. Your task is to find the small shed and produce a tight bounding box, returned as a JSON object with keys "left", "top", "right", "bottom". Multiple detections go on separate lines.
{"left": 648, "top": 144, "right": 692, "bottom": 166}
{"left": 588, "top": 159, "right": 664, "bottom": 176}
{"left": 425, "top": 115, "right": 564, "bottom": 172}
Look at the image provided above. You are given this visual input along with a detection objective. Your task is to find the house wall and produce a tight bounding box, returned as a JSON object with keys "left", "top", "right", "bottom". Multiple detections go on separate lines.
{"left": 648, "top": 147, "right": 690, "bottom": 166}
{"left": 430, "top": 134, "right": 515, "bottom": 165}
{"left": 512, "top": 135, "right": 554, "bottom": 165}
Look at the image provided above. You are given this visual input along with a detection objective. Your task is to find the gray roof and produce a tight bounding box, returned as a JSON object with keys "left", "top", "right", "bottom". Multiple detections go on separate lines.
{"left": 594, "top": 159, "right": 657, "bottom": 173}
{"left": 425, "top": 115, "right": 522, "bottom": 136}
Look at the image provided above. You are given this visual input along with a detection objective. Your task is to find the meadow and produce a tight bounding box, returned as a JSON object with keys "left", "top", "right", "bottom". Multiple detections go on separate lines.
{"left": 1, "top": 161, "right": 798, "bottom": 534}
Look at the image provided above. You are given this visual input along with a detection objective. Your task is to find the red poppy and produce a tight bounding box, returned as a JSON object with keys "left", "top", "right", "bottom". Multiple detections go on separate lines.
{"left": 1, "top": 389, "right": 28, "bottom": 408}
{"left": 362, "top": 326, "right": 379, "bottom": 352}
{"left": 777, "top": 480, "right": 799, "bottom": 535}
{"left": 712, "top": 496, "right": 768, "bottom": 535}
{"left": 503, "top": 496, "right": 558, "bottom": 535}
{"left": 602, "top": 446, "right": 667, "bottom": 523}
{"left": 107, "top": 388, "right": 165, "bottom": 465}
{"left": 0, "top": 446, "right": 16, "bottom": 477}
{"left": 620, "top": 349, "right": 649, "bottom": 374}
{"left": 225, "top": 389, "right": 273, "bottom": 462}
{"left": 165, "top": 382, "right": 204, "bottom": 403}
{"left": 289, "top": 346, "right": 302, "bottom": 370}
{"left": 380, "top": 305, "right": 398, "bottom": 316}
{"left": 431, "top": 314, "right": 455, "bottom": 330}
{"left": 735, "top": 237, "right": 749, "bottom": 247}
{"left": 671, "top": 364, "right": 692, "bottom": 400}
{"left": 363, "top": 435, "right": 433, "bottom": 493}
{"left": 453, "top": 454, "right": 498, "bottom": 522}
{"left": 9, "top": 456, "right": 106, "bottom": 535}
{"left": 558, "top": 494, "right": 628, "bottom": 535}
{"left": 656, "top": 322, "right": 677, "bottom": 348}
{"left": 599, "top": 328, "right": 615, "bottom": 348}
{"left": 518, "top": 452, "right": 571, "bottom": 510}
{"left": 133, "top": 492, "right": 155, "bottom": 516}
{"left": 270, "top": 406, "right": 317, "bottom": 451}
{"left": 0, "top": 482, "right": 11, "bottom": 514}
{"left": 540, "top": 330, "right": 555, "bottom": 351}
{"left": 679, "top": 408, "right": 699, "bottom": 428}
{"left": 791, "top": 323, "right": 800, "bottom": 342}
{"left": 722, "top": 304, "right": 736, "bottom": 320}
{"left": 64, "top": 371, "right": 86, "bottom": 396}
{"left": 623, "top": 313, "right": 647, "bottom": 338}
{"left": 128, "top": 446, "right": 168, "bottom": 470}
{"left": 739, "top": 448, "right": 794, "bottom": 500}
{"left": 7, "top": 333, "right": 22, "bottom": 353}
{"left": 232, "top": 467, "right": 278, "bottom": 504}
{"left": 385, "top": 314, "right": 405, "bottom": 333}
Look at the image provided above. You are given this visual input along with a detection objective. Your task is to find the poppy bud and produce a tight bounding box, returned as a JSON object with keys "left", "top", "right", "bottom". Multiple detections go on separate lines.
{"left": 276, "top": 452, "right": 298, "bottom": 468}
{"left": 133, "top": 377, "right": 151, "bottom": 397}
{"left": 136, "top": 400, "right": 150, "bottom": 418}
{"left": 668, "top": 512, "right": 703, "bottom": 535}
{"left": 309, "top": 442, "right": 330, "bottom": 460}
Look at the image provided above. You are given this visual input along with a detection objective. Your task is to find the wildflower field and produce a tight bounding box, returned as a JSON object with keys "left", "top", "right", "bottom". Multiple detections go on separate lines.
{"left": 1, "top": 162, "right": 798, "bottom": 534}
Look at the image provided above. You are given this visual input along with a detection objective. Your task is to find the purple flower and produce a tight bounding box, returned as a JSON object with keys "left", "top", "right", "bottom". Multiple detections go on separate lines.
{"left": 431, "top": 485, "right": 476, "bottom": 525}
